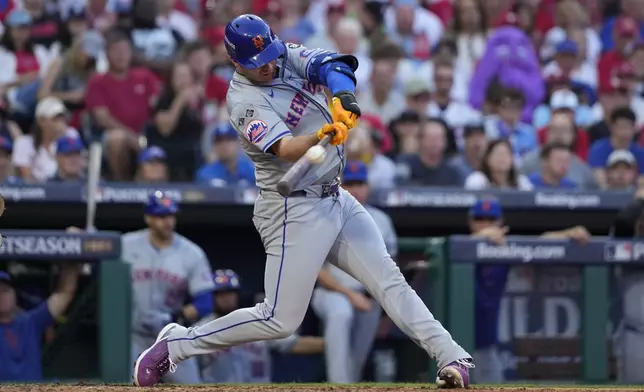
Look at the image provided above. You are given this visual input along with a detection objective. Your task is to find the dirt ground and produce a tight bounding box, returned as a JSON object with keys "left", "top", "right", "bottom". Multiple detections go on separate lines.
{"left": 1, "top": 385, "right": 641, "bottom": 392}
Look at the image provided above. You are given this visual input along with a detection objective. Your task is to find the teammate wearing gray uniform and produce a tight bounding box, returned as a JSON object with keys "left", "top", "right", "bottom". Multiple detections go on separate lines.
{"left": 198, "top": 269, "right": 324, "bottom": 383}
{"left": 312, "top": 161, "right": 395, "bottom": 383}
{"left": 124, "top": 192, "right": 215, "bottom": 384}
{"left": 134, "top": 15, "right": 473, "bottom": 388}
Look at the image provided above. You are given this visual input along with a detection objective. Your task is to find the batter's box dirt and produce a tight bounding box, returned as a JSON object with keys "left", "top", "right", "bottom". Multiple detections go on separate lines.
{"left": 1, "top": 385, "right": 642, "bottom": 392}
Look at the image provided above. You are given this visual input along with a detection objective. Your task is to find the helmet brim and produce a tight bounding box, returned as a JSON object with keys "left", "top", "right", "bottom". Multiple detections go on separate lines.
{"left": 237, "top": 40, "right": 285, "bottom": 69}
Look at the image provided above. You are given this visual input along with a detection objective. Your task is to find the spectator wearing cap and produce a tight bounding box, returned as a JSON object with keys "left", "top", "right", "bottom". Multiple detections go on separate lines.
{"left": 592, "top": 62, "right": 644, "bottom": 130}
{"left": 528, "top": 142, "right": 578, "bottom": 189}
{"left": 600, "top": 2, "right": 644, "bottom": 52}
{"left": 598, "top": 16, "right": 640, "bottom": 89}
{"left": 521, "top": 110, "right": 597, "bottom": 189}
{"left": 156, "top": 0, "right": 197, "bottom": 41}
{"left": 450, "top": 123, "right": 487, "bottom": 178}
{"left": 396, "top": 118, "right": 463, "bottom": 186}
{"left": 196, "top": 124, "right": 255, "bottom": 187}
{"left": 426, "top": 60, "right": 482, "bottom": 146}
{"left": 588, "top": 82, "right": 632, "bottom": 145}
{"left": 541, "top": 39, "right": 597, "bottom": 89}
{"left": 606, "top": 149, "right": 638, "bottom": 190}
{"left": 38, "top": 30, "right": 104, "bottom": 129}
{"left": 384, "top": 0, "right": 443, "bottom": 61}
{"left": 403, "top": 76, "right": 431, "bottom": 117}
{"left": 49, "top": 135, "right": 86, "bottom": 182}
{"left": 127, "top": 0, "right": 184, "bottom": 77}
{"left": 588, "top": 107, "right": 644, "bottom": 188}
{"left": 0, "top": 9, "right": 50, "bottom": 114}
{"left": 0, "top": 136, "right": 21, "bottom": 184}
{"left": 137, "top": 146, "right": 168, "bottom": 183}
{"left": 151, "top": 61, "right": 204, "bottom": 181}
{"left": 484, "top": 88, "right": 537, "bottom": 164}
{"left": 0, "top": 263, "right": 81, "bottom": 382}
{"left": 467, "top": 197, "right": 591, "bottom": 383}
{"left": 533, "top": 88, "right": 594, "bottom": 130}
{"left": 85, "top": 30, "right": 160, "bottom": 181}
{"left": 54, "top": 5, "right": 89, "bottom": 52}
{"left": 345, "top": 119, "right": 396, "bottom": 189}
{"left": 13, "top": 97, "right": 77, "bottom": 182}
{"left": 358, "top": 45, "right": 406, "bottom": 125}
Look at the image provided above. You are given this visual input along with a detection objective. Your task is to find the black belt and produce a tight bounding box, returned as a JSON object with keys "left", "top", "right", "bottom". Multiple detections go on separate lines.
{"left": 289, "top": 182, "right": 340, "bottom": 198}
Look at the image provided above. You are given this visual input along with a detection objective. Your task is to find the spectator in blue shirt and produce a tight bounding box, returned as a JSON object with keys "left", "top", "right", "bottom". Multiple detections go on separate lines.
{"left": 196, "top": 124, "right": 255, "bottom": 187}
{"left": 606, "top": 149, "right": 638, "bottom": 190}
{"left": 0, "top": 262, "right": 80, "bottom": 381}
{"left": 0, "top": 136, "right": 21, "bottom": 185}
{"left": 449, "top": 123, "right": 488, "bottom": 178}
{"left": 588, "top": 107, "right": 644, "bottom": 188}
{"left": 137, "top": 146, "right": 169, "bottom": 183}
{"left": 484, "top": 88, "right": 537, "bottom": 164}
{"left": 528, "top": 143, "right": 578, "bottom": 189}
{"left": 49, "top": 136, "right": 85, "bottom": 183}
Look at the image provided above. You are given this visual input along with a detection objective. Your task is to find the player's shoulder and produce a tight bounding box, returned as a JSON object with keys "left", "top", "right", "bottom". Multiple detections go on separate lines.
{"left": 365, "top": 205, "right": 393, "bottom": 225}
{"left": 175, "top": 233, "right": 207, "bottom": 257}
{"left": 121, "top": 229, "right": 148, "bottom": 245}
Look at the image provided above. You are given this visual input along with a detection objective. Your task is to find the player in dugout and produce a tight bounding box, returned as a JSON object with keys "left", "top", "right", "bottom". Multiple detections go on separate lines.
{"left": 197, "top": 269, "right": 325, "bottom": 383}
{"left": 122, "top": 192, "right": 216, "bottom": 384}
{"left": 0, "top": 250, "right": 81, "bottom": 381}
{"left": 469, "top": 197, "right": 591, "bottom": 382}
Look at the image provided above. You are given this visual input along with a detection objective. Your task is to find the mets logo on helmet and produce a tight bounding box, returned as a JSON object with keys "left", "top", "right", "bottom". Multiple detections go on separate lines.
{"left": 246, "top": 120, "right": 269, "bottom": 144}
{"left": 252, "top": 35, "right": 265, "bottom": 50}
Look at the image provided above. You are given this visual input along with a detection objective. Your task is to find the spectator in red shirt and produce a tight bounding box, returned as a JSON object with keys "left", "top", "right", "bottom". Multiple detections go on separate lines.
{"left": 85, "top": 29, "right": 159, "bottom": 180}
{"left": 598, "top": 16, "right": 639, "bottom": 89}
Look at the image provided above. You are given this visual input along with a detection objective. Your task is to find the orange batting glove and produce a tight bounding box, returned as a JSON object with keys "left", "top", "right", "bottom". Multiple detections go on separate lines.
{"left": 330, "top": 92, "right": 361, "bottom": 130}
{"left": 317, "top": 122, "right": 349, "bottom": 146}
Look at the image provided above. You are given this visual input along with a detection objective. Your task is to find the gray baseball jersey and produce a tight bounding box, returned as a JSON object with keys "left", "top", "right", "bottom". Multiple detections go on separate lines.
{"left": 165, "top": 42, "right": 471, "bottom": 375}
{"left": 227, "top": 44, "right": 344, "bottom": 191}
{"left": 326, "top": 205, "right": 398, "bottom": 290}
{"left": 196, "top": 314, "right": 299, "bottom": 383}
{"left": 121, "top": 229, "right": 216, "bottom": 336}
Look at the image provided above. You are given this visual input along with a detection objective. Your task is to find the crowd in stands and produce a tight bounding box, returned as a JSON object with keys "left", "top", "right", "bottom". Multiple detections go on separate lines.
{"left": 0, "top": 0, "right": 642, "bottom": 192}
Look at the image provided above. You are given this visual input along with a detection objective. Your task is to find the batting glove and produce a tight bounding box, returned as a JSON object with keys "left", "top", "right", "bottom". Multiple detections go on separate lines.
{"left": 317, "top": 122, "right": 349, "bottom": 146}
{"left": 330, "top": 91, "right": 361, "bottom": 130}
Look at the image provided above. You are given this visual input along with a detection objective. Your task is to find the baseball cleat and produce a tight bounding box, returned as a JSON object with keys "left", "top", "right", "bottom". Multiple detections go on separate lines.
{"left": 133, "top": 323, "right": 179, "bottom": 387}
{"left": 436, "top": 359, "right": 473, "bottom": 388}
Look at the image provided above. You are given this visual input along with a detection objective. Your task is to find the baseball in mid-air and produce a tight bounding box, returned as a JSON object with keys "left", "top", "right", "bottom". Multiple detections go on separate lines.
{"left": 305, "top": 145, "right": 326, "bottom": 164}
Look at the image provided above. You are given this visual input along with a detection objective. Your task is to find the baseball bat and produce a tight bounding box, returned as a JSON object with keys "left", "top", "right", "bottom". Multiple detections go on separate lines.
{"left": 277, "top": 134, "right": 332, "bottom": 197}
{"left": 85, "top": 142, "right": 102, "bottom": 232}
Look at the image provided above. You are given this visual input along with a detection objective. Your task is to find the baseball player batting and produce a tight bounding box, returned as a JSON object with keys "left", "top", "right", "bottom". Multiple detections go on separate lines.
{"left": 134, "top": 14, "right": 473, "bottom": 388}
{"left": 311, "top": 161, "right": 395, "bottom": 383}
{"left": 198, "top": 269, "right": 325, "bottom": 383}
{"left": 124, "top": 192, "right": 215, "bottom": 384}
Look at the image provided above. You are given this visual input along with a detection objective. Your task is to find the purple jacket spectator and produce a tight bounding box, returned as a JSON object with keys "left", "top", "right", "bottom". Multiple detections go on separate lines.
{"left": 468, "top": 26, "right": 544, "bottom": 123}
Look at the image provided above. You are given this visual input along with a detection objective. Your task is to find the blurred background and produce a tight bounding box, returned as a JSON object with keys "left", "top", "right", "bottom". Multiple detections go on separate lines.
{"left": 0, "top": 0, "right": 643, "bottom": 386}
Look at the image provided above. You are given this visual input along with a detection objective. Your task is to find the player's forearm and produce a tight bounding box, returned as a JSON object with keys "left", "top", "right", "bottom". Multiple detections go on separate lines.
{"left": 317, "top": 269, "right": 353, "bottom": 296}
{"left": 272, "top": 134, "right": 320, "bottom": 162}
{"left": 47, "top": 265, "right": 80, "bottom": 318}
{"left": 289, "top": 336, "right": 325, "bottom": 354}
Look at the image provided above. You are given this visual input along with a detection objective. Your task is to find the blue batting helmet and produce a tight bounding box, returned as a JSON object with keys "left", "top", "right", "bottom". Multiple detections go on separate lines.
{"left": 212, "top": 269, "right": 241, "bottom": 292}
{"left": 224, "top": 14, "right": 285, "bottom": 69}
{"left": 144, "top": 191, "right": 178, "bottom": 216}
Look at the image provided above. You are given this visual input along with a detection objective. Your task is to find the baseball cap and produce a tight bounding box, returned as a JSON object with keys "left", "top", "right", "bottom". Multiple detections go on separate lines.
{"left": 211, "top": 124, "right": 238, "bottom": 141}
{"left": 36, "top": 97, "right": 67, "bottom": 118}
{"left": 404, "top": 78, "right": 431, "bottom": 97}
{"left": 555, "top": 40, "right": 578, "bottom": 56}
{"left": 343, "top": 160, "right": 368, "bottom": 183}
{"left": 550, "top": 89, "right": 579, "bottom": 110}
{"left": 615, "top": 16, "right": 638, "bottom": 37}
{"left": 0, "top": 271, "right": 13, "bottom": 287}
{"left": 0, "top": 136, "right": 13, "bottom": 153}
{"left": 144, "top": 191, "right": 178, "bottom": 216}
{"left": 139, "top": 146, "right": 167, "bottom": 163}
{"left": 6, "top": 9, "right": 32, "bottom": 27}
{"left": 607, "top": 149, "right": 636, "bottom": 167}
{"left": 81, "top": 30, "right": 105, "bottom": 59}
{"left": 56, "top": 136, "right": 84, "bottom": 154}
{"left": 469, "top": 198, "right": 503, "bottom": 220}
